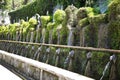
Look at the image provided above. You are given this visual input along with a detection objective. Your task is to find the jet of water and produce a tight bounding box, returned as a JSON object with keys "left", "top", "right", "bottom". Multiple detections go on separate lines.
{"left": 64, "top": 50, "right": 74, "bottom": 69}
{"left": 100, "top": 54, "right": 116, "bottom": 80}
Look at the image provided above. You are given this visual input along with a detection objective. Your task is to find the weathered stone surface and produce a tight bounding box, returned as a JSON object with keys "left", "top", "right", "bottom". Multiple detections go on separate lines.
{"left": 0, "top": 50, "right": 94, "bottom": 80}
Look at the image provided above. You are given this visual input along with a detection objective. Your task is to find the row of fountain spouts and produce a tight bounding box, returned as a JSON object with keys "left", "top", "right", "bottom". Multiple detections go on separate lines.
{"left": 0, "top": 41, "right": 117, "bottom": 80}
{"left": 0, "top": 13, "right": 118, "bottom": 80}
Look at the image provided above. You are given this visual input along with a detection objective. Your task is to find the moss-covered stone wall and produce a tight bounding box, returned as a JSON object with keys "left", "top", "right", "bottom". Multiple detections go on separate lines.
{"left": 0, "top": 0, "right": 120, "bottom": 80}
{"left": 108, "top": 0, "right": 120, "bottom": 49}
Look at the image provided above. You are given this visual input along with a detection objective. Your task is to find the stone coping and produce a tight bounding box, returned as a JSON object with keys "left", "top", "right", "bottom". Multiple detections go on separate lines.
{"left": 0, "top": 50, "right": 94, "bottom": 80}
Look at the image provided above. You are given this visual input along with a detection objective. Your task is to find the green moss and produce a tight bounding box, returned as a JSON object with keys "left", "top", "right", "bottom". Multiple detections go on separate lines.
{"left": 88, "top": 14, "right": 107, "bottom": 24}
{"left": 28, "top": 18, "right": 37, "bottom": 25}
{"left": 108, "top": 0, "right": 120, "bottom": 21}
{"left": 78, "top": 18, "right": 89, "bottom": 29}
{"left": 20, "top": 20, "right": 29, "bottom": 34}
{"left": 53, "top": 9, "right": 66, "bottom": 24}
{"left": 107, "top": 0, "right": 120, "bottom": 49}
{"left": 108, "top": 21, "right": 120, "bottom": 49}
{"left": 91, "top": 52, "right": 110, "bottom": 79}
{"left": 84, "top": 24, "right": 98, "bottom": 47}
{"left": 41, "top": 16, "right": 51, "bottom": 28}
{"left": 65, "top": 5, "right": 78, "bottom": 27}
{"left": 86, "top": 7, "right": 94, "bottom": 17}
{"left": 47, "top": 22, "right": 55, "bottom": 30}
{"left": 77, "top": 8, "right": 87, "bottom": 20}
{"left": 77, "top": 7, "right": 95, "bottom": 22}
{"left": 29, "top": 28, "right": 35, "bottom": 31}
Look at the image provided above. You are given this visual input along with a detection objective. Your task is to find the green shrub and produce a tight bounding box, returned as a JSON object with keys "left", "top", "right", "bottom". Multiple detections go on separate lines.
{"left": 47, "top": 22, "right": 55, "bottom": 30}
{"left": 28, "top": 18, "right": 37, "bottom": 25}
{"left": 86, "top": 7, "right": 94, "bottom": 17}
{"left": 41, "top": 16, "right": 51, "bottom": 28}
{"left": 78, "top": 18, "right": 89, "bottom": 29}
{"left": 53, "top": 9, "right": 66, "bottom": 23}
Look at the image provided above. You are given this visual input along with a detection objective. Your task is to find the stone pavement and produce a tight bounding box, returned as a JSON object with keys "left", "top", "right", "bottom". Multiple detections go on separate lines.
{"left": 0, "top": 64, "right": 22, "bottom": 80}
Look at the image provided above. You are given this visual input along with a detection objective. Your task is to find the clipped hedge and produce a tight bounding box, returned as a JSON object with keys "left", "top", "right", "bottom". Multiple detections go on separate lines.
{"left": 8, "top": 0, "right": 97, "bottom": 23}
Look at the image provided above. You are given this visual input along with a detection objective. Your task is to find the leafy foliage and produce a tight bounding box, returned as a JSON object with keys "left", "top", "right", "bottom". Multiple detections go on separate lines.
{"left": 53, "top": 9, "right": 66, "bottom": 23}
{"left": 41, "top": 16, "right": 51, "bottom": 28}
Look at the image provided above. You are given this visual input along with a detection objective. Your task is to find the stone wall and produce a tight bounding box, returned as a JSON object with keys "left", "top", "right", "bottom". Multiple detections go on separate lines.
{"left": 0, "top": 50, "right": 93, "bottom": 80}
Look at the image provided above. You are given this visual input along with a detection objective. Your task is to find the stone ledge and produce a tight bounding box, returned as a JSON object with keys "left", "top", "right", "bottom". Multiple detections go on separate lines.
{"left": 0, "top": 50, "right": 94, "bottom": 80}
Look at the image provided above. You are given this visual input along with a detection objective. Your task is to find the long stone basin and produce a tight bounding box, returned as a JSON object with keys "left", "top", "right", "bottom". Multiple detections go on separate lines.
{"left": 0, "top": 50, "right": 94, "bottom": 80}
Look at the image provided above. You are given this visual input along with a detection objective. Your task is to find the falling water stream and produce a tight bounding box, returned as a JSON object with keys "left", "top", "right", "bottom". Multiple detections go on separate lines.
{"left": 55, "top": 48, "right": 61, "bottom": 66}
{"left": 100, "top": 54, "right": 116, "bottom": 80}
{"left": 22, "top": 31, "right": 34, "bottom": 57}
{"left": 41, "top": 28, "right": 46, "bottom": 43}
{"left": 64, "top": 50, "right": 74, "bottom": 70}
{"left": 84, "top": 51, "right": 92, "bottom": 77}
{"left": 33, "top": 46, "right": 42, "bottom": 60}
{"left": 29, "top": 31, "right": 35, "bottom": 58}
{"left": 43, "top": 47, "right": 50, "bottom": 63}
{"left": 33, "top": 15, "right": 43, "bottom": 60}
{"left": 67, "top": 28, "right": 75, "bottom": 46}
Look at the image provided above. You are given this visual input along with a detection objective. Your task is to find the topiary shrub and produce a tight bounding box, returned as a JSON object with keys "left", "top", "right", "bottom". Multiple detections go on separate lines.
{"left": 47, "top": 22, "right": 55, "bottom": 30}
{"left": 41, "top": 16, "right": 51, "bottom": 28}
{"left": 28, "top": 18, "right": 37, "bottom": 26}
{"left": 53, "top": 9, "right": 66, "bottom": 24}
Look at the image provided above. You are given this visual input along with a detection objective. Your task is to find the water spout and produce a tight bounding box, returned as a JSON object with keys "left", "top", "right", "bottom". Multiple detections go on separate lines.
{"left": 84, "top": 51, "right": 92, "bottom": 77}
{"left": 55, "top": 48, "right": 61, "bottom": 66}
{"left": 24, "top": 31, "right": 34, "bottom": 57}
{"left": 64, "top": 50, "right": 74, "bottom": 70}
{"left": 109, "top": 54, "right": 118, "bottom": 80}
{"left": 24, "top": 45, "right": 30, "bottom": 57}
{"left": 43, "top": 48, "right": 50, "bottom": 63}
{"left": 100, "top": 54, "right": 116, "bottom": 80}
{"left": 33, "top": 46, "right": 42, "bottom": 60}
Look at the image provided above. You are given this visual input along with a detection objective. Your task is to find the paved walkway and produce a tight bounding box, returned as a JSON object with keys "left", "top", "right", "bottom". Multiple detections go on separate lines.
{"left": 0, "top": 64, "right": 22, "bottom": 80}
